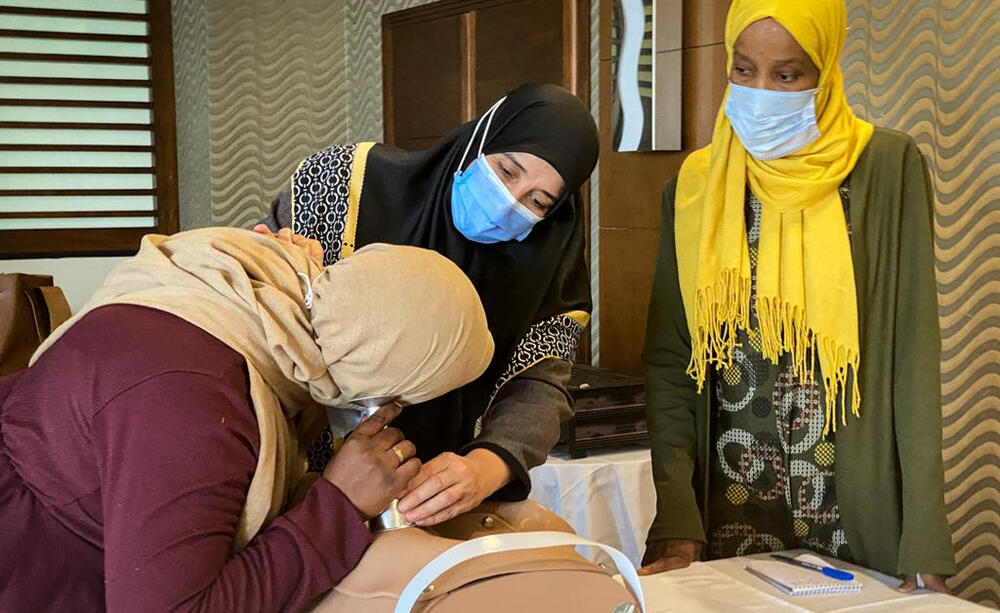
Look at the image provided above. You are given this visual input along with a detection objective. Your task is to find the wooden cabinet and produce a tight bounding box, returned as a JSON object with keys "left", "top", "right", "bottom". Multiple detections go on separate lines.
{"left": 382, "top": 0, "right": 589, "bottom": 150}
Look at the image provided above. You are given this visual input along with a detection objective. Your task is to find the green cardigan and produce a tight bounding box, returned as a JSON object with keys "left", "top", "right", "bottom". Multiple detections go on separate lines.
{"left": 643, "top": 127, "right": 958, "bottom": 577}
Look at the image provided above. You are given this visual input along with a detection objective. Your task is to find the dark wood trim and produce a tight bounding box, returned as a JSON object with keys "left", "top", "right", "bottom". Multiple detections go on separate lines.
{"left": 0, "top": 210, "right": 153, "bottom": 219}
{"left": 0, "top": 7, "right": 148, "bottom": 22}
{"left": 459, "top": 11, "right": 476, "bottom": 122}
{"left": 383, "top": 0, "right": 535, "bottom": 27}
{"left": 0, "top": 227, "right": 145, "bottom": 258}
{"left": 0, "top": 144, "right": 154, "bottom": 152}
{"left": 0, "top": 76, "right": 150, "bottom": 87}
{"left": 381, "top": 21, "right": 395, "bottom": 144}
{"left": 0, "top": 51, "right": 150, "bottom": 65}
{"left": 0, "top": 29, "right": 149, "bottom": 43}
{"left": 148, "top": 0, "right": 178, "bottom": 234}
{"left": 0, "top": 166, "right": 155, "bottom": 173}
{"left": 0, "top": 98, "right": 152, "bottom": 109}
{"left": 573, "top": 0, "right": 592, "bottom": 364}
{"left": 0, "top": 121, "right": 152, "bottom": 130}
{"left": 0, "top": 188, "right": 154, "bottom": 196}
{"left": 562, "top": 0, "right": 578, "bottom": 97}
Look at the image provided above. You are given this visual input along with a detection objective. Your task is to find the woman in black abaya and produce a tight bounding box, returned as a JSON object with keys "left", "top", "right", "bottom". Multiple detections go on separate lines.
{"left": 257, "top": 83, "right": 599, "bottom": 526}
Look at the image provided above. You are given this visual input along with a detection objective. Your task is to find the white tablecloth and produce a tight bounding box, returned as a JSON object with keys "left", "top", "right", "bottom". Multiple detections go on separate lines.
{"left": 640, "top": 550, "right": 988, "bottom": 612}
{"left": 528, "top": 450, "right": 985, "bottom": 611}
{"left": 528, "top": 446, "right": 655, "bottom": 567}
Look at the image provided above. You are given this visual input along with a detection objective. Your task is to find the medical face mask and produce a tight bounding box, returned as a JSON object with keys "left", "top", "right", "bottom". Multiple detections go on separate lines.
{"left": 724, "top": 81, "right": 821, "bottom": 161}
{"left": 450, "top": 97, "right": 544, "bottom": 244}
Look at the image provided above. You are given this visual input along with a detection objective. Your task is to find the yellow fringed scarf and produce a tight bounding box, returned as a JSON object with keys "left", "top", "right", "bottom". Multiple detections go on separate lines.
{"left": 675, "top": 0, "right": 874, "bottom": 433}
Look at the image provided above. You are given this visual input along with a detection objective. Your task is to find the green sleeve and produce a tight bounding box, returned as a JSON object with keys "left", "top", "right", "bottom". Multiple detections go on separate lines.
{"left": 643, "top": 179, "right": 706, "bottom": 544}
{"left": 892, "top": 142, "right": 958, "bottom": 576}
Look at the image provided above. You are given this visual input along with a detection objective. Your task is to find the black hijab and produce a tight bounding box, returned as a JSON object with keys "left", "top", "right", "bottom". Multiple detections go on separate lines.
{"left": 347, "top": 83, "right": 598, "bottom": 461}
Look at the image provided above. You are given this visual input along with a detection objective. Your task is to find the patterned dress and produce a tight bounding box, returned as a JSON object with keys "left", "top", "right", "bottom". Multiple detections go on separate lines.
{"left": 706, "top": 186, "right": 853, "bottom": 561}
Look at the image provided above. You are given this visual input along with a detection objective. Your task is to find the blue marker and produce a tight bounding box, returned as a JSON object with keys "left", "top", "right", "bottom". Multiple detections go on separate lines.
{"left": 770, "top": 554, "right": 856, "bottom": 582}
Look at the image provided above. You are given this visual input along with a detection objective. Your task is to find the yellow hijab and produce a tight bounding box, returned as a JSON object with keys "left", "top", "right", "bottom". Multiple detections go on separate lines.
{"left": 674, "top": 0, "right": 874, "bottom": 433}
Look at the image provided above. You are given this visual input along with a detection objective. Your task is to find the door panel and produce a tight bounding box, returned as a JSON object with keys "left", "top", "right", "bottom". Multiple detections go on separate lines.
{"left": 473, "top": 0, "right": 564, "bottom": 113}
{"left": 385, "top": 15, "right": 464, "bottom": 145}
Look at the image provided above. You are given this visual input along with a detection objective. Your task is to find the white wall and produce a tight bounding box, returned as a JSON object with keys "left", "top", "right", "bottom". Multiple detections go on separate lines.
{"left": 0, "top": 257, "right": 126, "bottom": 313}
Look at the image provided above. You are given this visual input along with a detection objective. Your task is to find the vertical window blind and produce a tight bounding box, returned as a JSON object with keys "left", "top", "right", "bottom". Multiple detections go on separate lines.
{"left": 0, "top": 0, "right": 177, "bottom": 257}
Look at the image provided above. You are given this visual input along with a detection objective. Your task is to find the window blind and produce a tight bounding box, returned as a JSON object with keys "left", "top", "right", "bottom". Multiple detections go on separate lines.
{"left": 0, "top": 0, "right": 177, "bottom": 257}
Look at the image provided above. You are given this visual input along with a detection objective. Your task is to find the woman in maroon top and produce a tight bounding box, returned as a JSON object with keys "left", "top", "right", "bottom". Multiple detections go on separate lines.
{"left": 0, "top": 228, "right": 493, "bottom": 612}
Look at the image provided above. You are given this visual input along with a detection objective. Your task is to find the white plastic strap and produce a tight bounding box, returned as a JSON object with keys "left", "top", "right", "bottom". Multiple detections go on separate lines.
{"left": 455, "top": 95, "right": 508, "bottom": 172}
{"left": 394, "top": 531, "right": 646, "bottom": 613}
{"left": 297, "top": 272, "right": 315, "bottom": 310}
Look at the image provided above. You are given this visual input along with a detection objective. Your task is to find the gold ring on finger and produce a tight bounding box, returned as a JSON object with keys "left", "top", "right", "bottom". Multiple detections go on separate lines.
{"left": 391, "top": 445, "right": 405, "bottom": 465}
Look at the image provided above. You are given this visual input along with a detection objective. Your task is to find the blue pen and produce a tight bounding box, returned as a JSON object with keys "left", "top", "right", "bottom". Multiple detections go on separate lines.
{"left": 770, "top": 554, "right": 855, "bottom": 582}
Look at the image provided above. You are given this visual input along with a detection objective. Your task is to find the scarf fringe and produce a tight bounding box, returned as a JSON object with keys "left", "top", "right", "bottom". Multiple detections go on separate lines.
{"left": 685, "top": 269, "right": 751, "bottom": 392}
{"left": 688, "top": 283, "right": 861, "bottom": 436}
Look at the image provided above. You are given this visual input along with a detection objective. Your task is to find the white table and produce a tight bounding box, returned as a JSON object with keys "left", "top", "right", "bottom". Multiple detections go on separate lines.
{"left": 639, "top": 550, "right": 987, "bottom": 612}
{"left": 528, "top": 450, "right": 986, "bottom": 611}
{"left": 528, "top": 446, "right": 655, "bottom": 567}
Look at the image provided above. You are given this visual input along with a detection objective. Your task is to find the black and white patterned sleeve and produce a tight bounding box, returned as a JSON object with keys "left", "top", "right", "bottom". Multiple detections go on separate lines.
{"left": 290, "top": 144, "right": 360, "bottom": 266}
{"left": 463, "top": 312, "right": 588, "bottom": 500}
{"left": 487, "top": 312, "right": 587, "bottom": 411}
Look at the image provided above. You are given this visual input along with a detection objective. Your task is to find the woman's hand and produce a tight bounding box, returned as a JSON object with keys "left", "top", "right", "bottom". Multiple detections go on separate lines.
{"left": 321, "top": 403, "right": 420, "bottom": 519}
{"left": 898, "top": 574, "right": 951, "bottom": 594}
{"left": 252, "top": 224, "right": 325, "bottom": 267}
{"left": 637, "top": 538, "right": 703, "bottom": 575}
{"left": 396, "top": 449, "right": 512, "bottom": 526}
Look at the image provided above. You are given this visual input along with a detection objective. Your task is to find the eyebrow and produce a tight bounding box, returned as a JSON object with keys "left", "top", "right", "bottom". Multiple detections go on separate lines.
{"left": 732, "top": 50, "right": 804, "bottom": 68}
{"left": 772, "top": 58, "right": 805, "bottom": 67}
{"left": 504, "top": 153, "right": 557, "bottom": 204}
{"left": 502, "top": 152, "right": 526, "bottom": 173}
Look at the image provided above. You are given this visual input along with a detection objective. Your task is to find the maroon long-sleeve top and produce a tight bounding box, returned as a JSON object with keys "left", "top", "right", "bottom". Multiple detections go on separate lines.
{"left": 0, "top": 304, "right": 374, "bottom": 612}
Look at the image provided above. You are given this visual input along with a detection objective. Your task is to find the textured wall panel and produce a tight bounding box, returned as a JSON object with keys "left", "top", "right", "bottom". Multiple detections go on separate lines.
{"left": 845, "top": 0, "right": 1000, "bottom": 606}
{"left": 171, "top": 0, "right": 212, "bottom": 230}
{"left": 590, "top": 0, "right": 601, "bottom": 363}
{"left": 206, "top": 0, "right": 349, "bottom": 227}
{"left": 344, "top": 0, "right": 435, "bottom": 142}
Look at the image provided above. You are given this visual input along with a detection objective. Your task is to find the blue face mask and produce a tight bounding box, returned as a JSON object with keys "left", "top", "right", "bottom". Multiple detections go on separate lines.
{"left": 450, "top": 97, "right": 544, "bottom": 244}
{"left": 724, "top": 82, "right": 821, "bottom": 161}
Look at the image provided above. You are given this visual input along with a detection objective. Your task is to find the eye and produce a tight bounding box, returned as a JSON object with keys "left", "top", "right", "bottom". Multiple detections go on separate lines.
{"left": 777, "top": 72, "right": 800, "bottom": 83}
{"left": 499, "top": 163, "right": 514, "bottom": 179}
{"left": 733, "top": 66, "right": 752, "bottom": 77}
{"left": 533, "top": 197, "right": 554, "bottom": 214}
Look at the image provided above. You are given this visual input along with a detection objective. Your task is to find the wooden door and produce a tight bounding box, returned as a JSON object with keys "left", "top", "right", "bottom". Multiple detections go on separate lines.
{"left": 383, "top": 0, "right": 588, "bottom": 149}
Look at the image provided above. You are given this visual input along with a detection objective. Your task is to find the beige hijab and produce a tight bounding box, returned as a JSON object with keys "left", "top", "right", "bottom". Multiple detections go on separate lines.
{"left": 33, "top": 228, "right": 494, "bottom": 549}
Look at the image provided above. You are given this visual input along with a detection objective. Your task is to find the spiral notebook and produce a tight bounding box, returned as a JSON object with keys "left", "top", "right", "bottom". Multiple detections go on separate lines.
{"left": 746, "top": 554, "right": 863, "bottom": 596}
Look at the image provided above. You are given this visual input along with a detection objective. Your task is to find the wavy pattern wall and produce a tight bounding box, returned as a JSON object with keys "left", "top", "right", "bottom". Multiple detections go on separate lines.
{"left": 205, "top": 0, "right": 348, "bottom": 227}
{"left": 171, "top": 0, "right": 211, "bottom": 230}
{"left": 843, "top": 0, "right": 1000, "bottom": 606}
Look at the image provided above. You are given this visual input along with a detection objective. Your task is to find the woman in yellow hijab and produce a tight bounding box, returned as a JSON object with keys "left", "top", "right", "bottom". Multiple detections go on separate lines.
{"left": 641, "top": 0, "right": 955, "bottom": 592}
